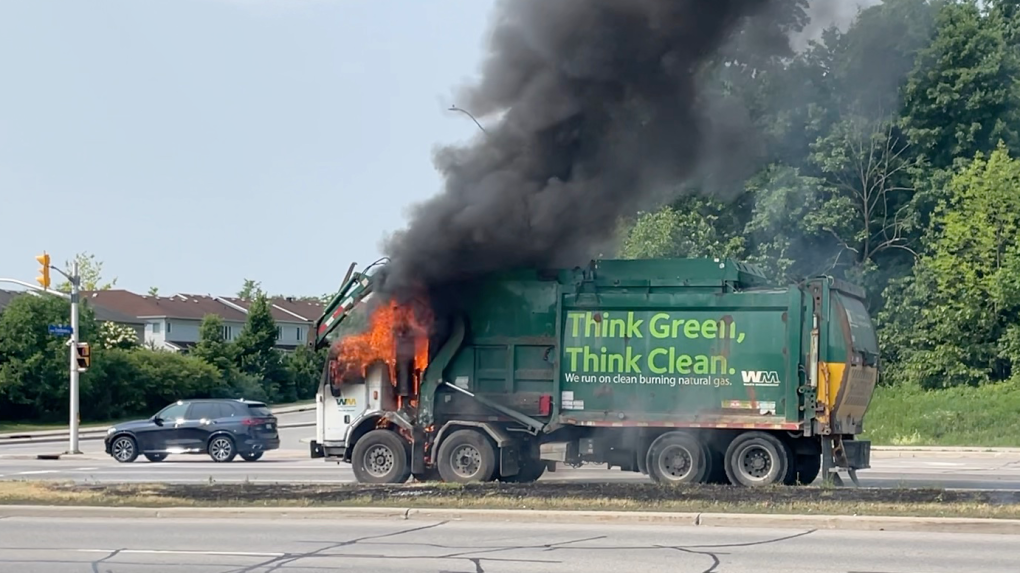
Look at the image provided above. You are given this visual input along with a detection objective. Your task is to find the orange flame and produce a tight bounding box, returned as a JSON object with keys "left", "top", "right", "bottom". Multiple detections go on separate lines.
{"left": 332, "top": 297, "right": 431, "bottom": 396}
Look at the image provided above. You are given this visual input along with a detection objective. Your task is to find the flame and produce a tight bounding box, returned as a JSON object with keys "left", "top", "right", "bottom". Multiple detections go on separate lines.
{"left": 332, "top": 297, "right": 431, "bottom": 396}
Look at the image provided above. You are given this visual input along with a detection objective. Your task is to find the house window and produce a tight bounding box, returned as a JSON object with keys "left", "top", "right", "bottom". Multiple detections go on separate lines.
{"left": 152, "top": 322, "right": 161, "bottom": 334}
{"left": 220, "top": 326, "right": 232, "bottom": 340}
{"left": 166, "top": 322, "right": 172, "bottom": 334}
{"left": 276, "top": 326, "right": 282, "bottom": 340}
{"left": 296, "top": 327, "right": 302, "bottom": 341}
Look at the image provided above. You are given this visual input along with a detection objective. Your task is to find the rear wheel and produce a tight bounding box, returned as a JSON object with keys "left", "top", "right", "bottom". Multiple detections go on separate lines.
{"left": 351, "top": 430, "right": 411, "bottom": 484}
{"left": 241, "top": 452, "right": 263, "bottom": 462}
{"left": 110, "top": 436, "right": 138, "bottom": 463}
{"left": 208, "top": 436, "right": 237, "bottom": 463}
{"left": 704, "top": 445, "right": 730, "bottom": 485}
{"left": 143, "top": 453, "right": 167, "bottom": 463}
{"left": 436, "top": 430, "right": 497, "bottom": 484}
{"left": 724, "top": 432, "right": 791, "bottom": 487}
{"left": 646, "top": 431, "right": 709, "bottom": 484}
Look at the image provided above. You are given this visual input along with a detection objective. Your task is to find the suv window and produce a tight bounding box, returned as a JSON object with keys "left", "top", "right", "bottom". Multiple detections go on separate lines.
{"left": 188, "top": 402, "right": 221, "bottom": 420}
{"left": 246, "top": 404, "right": 273, "bottom": 417}
{"left": 215, "top": 403, "right": 235, "bottom": 418}
{"left": 157, "top": 402, "right": 189, "bottom": 421}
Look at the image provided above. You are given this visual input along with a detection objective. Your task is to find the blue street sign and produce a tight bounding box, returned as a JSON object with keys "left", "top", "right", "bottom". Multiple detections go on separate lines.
{"left": 48, "top": 325, "right": 73, "bottom": 336}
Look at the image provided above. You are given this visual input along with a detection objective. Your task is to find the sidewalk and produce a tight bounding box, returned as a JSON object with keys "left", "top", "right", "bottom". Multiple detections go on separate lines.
{"left": 0, "top": 402, "right": 315, "bottom": 443}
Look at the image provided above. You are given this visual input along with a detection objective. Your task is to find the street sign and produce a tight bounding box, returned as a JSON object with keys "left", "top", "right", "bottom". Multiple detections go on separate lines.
{"left": 48, "top": 325, "right": 73, "bottom": 336}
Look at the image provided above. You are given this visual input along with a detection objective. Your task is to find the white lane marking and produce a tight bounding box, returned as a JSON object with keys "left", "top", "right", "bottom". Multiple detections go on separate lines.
{"left": 77, "top": 549, "right": 284, "bottom": 557}
{"left": 18, "top": 470, "right": 61, "bottom": 475}
{"left": 74, "top": 467, "right": 98, "bottom": 471}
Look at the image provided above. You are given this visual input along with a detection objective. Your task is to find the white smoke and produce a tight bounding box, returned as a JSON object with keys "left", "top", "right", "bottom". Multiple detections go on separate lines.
{"left": 791, "top": 0, "right": 883, "bottom": 51}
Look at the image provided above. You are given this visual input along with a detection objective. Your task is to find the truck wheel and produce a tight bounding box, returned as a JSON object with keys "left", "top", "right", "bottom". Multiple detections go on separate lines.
{"left": 792, "top": 453, "right": 822, "bottom": 485}
{"left": 646, "top": 431, "right": 709, "bottom": 484}
{"left": 351, "top": 430, "right": 412, "bottom": 484}
{"left": 436, "top": 429, "right": 496, "bottom": 484}
{"left": 724, "top": 432, "right": 791, "bottom": 487}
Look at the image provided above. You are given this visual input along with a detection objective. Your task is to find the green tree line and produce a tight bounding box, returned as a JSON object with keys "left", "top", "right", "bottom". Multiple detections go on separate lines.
{"left": 619, "top": 0, "right": 1020, "bottom": 392}
{"left": 0, "top": 289, "right": 327, "bottom": 424}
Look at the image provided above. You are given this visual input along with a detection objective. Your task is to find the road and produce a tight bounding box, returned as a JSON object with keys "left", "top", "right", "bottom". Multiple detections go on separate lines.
{"left": 0, "top": 514, "right": 1016, "bottom": 572}
{"left": 2, "top": 410, "right": 1020, "bottom": 489}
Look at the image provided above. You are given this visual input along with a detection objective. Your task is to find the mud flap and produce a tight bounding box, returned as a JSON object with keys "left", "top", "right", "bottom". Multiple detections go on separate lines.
{"left": 500, "top": 444, "right": 520, "bottom": 478}
{"left": 309, "top": 441, "right": 324, "bottom": 459}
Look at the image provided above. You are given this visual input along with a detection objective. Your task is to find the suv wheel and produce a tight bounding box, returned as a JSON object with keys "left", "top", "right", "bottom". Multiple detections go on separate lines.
{"left": 111, "top": 435, "right": 139, "bottom": 463}
{"left": 241, "top": 452, "right": 263, "bottom": 462}
{"left": 208, "top": 436, "right": 237, "bottom": 463}
{"left": 144, "top": 453, "right": 167, "bottom": 463}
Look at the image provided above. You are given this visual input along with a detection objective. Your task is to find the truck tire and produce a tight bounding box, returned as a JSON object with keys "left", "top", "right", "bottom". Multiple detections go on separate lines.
{"left": 646, "top": 431, "right": 709, "bottom": 484}
{"left": 724, "top": 432, "right": 791, "bottom": 487}
{"left": 412, "top": 466, "right": 442, "bottom": 482}
{"left": 351, "top": 430, "right": 412, "bottom": 484}
{"left": 436, "top": 429, "right": 497, "bottom": 484}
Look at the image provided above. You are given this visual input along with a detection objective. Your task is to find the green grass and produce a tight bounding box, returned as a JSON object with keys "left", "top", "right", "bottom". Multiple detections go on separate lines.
{"left": 0, "top": 399, "right": 315, "bottom": 434}
{"left": 863, "top": 380, "right": 1020, "bottom": 447}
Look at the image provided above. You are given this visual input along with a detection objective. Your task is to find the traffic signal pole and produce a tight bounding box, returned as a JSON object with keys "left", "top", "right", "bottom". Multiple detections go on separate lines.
{"left": 68, "top": 259, "right": 80, "bottom": 455}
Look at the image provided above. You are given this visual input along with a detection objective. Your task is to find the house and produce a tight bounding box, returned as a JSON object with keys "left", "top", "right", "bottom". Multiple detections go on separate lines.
{"left": 83, "top": 290, "right": 323, "bottom": 352}
{"left": 0, "top": 288, "right": 146, "bottom": 343}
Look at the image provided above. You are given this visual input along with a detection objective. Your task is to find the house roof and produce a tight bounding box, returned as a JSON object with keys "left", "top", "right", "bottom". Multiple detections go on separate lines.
{"left": 83, "top": 290, "right": 323, "bottom": 324}
{"left": 84, "top": 290, "right": 248, "bottom": 322}
{"left": 219, "top": 296, "right": 323, "bottom": 324}
{"left": 0, "top": 289, "right": 143, "bottom": 325}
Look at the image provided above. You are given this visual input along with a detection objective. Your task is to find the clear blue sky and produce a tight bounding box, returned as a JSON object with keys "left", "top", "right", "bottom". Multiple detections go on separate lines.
{"left": 0, "top": 0, "right": 495, "bottom": 298}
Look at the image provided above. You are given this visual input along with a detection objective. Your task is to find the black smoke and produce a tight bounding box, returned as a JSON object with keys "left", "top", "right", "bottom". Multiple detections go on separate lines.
{"left": 379, "top": 0, "right": 790, "bottom": 297}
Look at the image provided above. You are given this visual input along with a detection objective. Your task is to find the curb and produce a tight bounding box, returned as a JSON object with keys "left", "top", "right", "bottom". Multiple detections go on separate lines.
{"left": 0, "top": 505, "right": 1018, "bottom": 534}
{"left": 0, "top": 405, "right": 315, "bottom": 442}
{"left": 0, "top": 421, "right": 315, "bottom": 447}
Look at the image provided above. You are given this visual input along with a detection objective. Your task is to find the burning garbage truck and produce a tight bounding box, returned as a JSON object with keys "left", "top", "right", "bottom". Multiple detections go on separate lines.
{"left": 309, "top": 257, "right": 880, "bottom": 488}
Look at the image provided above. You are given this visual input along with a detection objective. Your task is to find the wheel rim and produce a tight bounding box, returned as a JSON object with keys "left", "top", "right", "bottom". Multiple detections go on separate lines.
{"left": 210, "top": 438, "right": 233, "bottom": 461}
{"left": 364, "top": 444, "right": 395, "bottom": 477}
{"left": 657, "top": 444, "right": 694, "bottom": 481}
{"left": 737, "top": 443, "right": 774, "bottom": 483}
{"left": 112, "top": 438, "right": 134, "bottom": 461}
{"left": 451, "top": 444, "right": 482, "bottom": 478}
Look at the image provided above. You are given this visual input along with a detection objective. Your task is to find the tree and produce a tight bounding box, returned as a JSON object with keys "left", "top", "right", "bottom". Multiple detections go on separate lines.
{"left": 96, "top": 321, "right": 140, "bottom": 350}
{"left": 234, "top": 292, "right": 290, "bottom": 401}
{"left": 879, "top": 144, "right": 1020, "bottom": 388}
{"left": 147, "top": 286, "right": 159, "bottom": 297}
{"left": 284, "top": 345, "right": 327, "bottom": 401}
{"left": 619, "top": 200, "right": 743, "bottom": 261}
{"left": 0, "top": 294, "right": 98, "bottom": 421}
{"left": 900, "top": 0, "right": 1020, "bottom": 170}
{"left": 237, "top": 279, "right": 261, "bottom": 300}
{"left": 191, "top": 315, "right": 236, "bottom": 376}
{"left": 56, "top": 252, "right": 116, "bottom": 293}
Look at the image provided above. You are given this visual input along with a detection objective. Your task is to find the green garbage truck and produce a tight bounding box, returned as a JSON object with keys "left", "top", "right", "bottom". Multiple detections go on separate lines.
{"left": 309, "top": 258, "right": 879, "bottom": 487}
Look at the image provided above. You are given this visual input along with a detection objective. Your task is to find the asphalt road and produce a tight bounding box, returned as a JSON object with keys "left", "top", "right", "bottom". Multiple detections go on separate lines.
{"left": 2, "top": 410, "right": 1020, "bottom": 490}
{"left": 0, "top": 515, "right": 1016, "bottom": 572}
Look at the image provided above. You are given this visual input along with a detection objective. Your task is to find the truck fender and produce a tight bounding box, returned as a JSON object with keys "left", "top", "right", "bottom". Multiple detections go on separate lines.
{"left": 434, "top": 421, "right": 520, "bottom": 478}
{"left": 342, "top": 410, "right": 415, "bottom": 463}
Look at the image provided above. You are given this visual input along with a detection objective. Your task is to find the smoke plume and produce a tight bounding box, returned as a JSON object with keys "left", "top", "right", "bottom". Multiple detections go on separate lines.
{"left": 380, "top": 0, "right": 786, "bottom": 296}
{"left": 790, "top": 0, "right": 882, "bottom": 50}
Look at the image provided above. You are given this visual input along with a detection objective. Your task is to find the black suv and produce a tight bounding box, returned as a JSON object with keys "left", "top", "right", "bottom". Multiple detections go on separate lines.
{"left": 104, "top": 399, "right": 280, "bottom": 463}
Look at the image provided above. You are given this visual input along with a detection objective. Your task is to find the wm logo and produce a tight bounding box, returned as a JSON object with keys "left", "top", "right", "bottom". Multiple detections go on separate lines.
{"left": 740, "top": 370, "right": 781, "bottom": 386}
{"left": 336, "top": 398, "right": 357, "bottom": 407}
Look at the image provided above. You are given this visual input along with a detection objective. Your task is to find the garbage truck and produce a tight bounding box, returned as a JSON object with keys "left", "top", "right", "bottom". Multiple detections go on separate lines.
{"left": 309, "top": 258, "right": 879, "bottom": 487}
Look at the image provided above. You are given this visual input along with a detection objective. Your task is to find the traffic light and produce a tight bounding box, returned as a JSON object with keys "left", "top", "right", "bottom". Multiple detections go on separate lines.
{"left": 35, "top": 252, "right": 51, "bottom": 290}
{"left": 75, "top": 342, "right": 90, "bottom": 371}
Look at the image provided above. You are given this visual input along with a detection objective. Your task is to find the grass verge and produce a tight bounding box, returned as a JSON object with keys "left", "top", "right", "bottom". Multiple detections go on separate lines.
{"left": 863, "top": 381, "right": 1020, "bottom": 447}
{"left": 1, "top": 481, "right": 1018, "bottom": 520}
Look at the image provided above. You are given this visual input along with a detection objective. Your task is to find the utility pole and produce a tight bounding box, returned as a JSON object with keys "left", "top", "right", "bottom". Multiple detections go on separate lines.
{"left": 34, "top": 253, "right": 83, "bottom": 455}
{"left": 68, "top": 259, "right": 81, "bottom": 455}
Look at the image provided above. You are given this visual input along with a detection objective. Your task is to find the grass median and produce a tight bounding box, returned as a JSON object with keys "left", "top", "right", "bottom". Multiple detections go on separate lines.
{"left": 1, "top": 481, "right": 1019, "bottom": 520}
